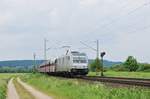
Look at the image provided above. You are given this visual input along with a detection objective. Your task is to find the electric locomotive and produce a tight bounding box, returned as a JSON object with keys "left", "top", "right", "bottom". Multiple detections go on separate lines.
{"left": 38, "top": 51, "right": 89, "bottom": 75}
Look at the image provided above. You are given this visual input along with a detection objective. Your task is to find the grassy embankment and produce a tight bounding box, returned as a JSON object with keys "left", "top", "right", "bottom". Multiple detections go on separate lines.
{"left": 88, "top": 71, "right": 150, "bottom": 78}
{"left": 22, "top": 73, "right": 150, "bottom": 99}
{"left": 0, "top": 73, "right": 19, "bottom": 99}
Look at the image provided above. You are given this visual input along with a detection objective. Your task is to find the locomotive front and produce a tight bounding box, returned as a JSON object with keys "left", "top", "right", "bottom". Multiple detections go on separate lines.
{"left": 71, "top": 52, "right": 89, "bottom": 75}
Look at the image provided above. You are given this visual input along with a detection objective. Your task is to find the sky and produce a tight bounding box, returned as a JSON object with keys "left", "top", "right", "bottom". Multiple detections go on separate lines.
{"left": 0, "top": 0, "right": 150, "bottom": 63}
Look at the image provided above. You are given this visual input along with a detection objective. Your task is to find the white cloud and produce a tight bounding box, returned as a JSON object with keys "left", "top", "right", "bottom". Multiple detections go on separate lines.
{"left": 80, "top": 0, "right": 99, "bottom": 7}
{"left": 0, "top": 0, "right": 149, "bottom": 62}
{"left": 0, "top": 13, "right": 13, "bottom": 26}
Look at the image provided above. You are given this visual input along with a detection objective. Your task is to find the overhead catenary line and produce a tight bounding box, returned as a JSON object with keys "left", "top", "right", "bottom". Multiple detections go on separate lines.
{"left": 87, "top": 1, "right": 150, "bottom": 35}
{"left": 127, "top": 1, "right": 150, "bottom": 15}
{"left": 102, "top": 1, "right": 150, "bottom": 28}
{"left": 125, "top": 24, "right": 150, "bottom": 34}
{"left": 80, "top": 41, "right": 97, "bottom": 51}
{"left": 80, "top": 40, "right": 100, "bottom": 59}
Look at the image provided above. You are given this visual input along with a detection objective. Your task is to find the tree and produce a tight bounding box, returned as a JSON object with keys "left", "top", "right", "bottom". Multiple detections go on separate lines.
{"left": 124, "top": 56, "right": 138, "bottom": 71}
{"left": 90, "top": 58, "right": 102, "bottom": 75}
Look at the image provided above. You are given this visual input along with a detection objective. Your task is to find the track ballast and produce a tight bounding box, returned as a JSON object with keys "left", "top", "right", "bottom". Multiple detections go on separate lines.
{"left": 74, "top": 76, "right": 150, "bottom": 87}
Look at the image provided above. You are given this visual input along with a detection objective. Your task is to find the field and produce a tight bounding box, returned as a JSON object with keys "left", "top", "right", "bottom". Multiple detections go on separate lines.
{"left": 88, "top": 71, "right": 150, "bottom": 79}
{"left": 0, "top": 73, "right": 19, "bottom": 99}
{"left": 22, "top": 73, "right": 150, "bottom": 99}
{"left": 0, "top": 72, "right": 150, "bottom": 99}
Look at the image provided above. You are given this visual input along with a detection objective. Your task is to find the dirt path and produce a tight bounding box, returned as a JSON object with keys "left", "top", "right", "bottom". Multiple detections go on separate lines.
{"left": 17, "top": 78, "right": 52, "bottom": 99}
{"left": 7, "top": 78, "right": 20, "bottom": 99}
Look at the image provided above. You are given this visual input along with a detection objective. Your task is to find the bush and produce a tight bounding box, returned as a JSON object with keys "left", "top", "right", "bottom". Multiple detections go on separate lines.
{"left": 137, "top": 63, "right": 150, "bottom": 72}
{"left": 143, "top": 69, "right": 150, "bottom": 72}
{"left": 103, "top": 67, "right": 108, "bottom": 72}
{"left": 111, "top": 56, "right": 139, "bottom": 72}
{"left": 124, "top": 56, "right": 139, "bottom": 71}
{"left": 90, "top": 58, "right": 102, "bottom": 72}
{"left": 111, "top": 62, "right": 150, "bottom": 72}
{"left": 111, "top": 64, "right": 129, "bottom": 71}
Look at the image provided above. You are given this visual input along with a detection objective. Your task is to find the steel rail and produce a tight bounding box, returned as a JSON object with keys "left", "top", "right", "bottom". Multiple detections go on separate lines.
{"left": 74, "top": 76, "right": 150, "bottom": 87}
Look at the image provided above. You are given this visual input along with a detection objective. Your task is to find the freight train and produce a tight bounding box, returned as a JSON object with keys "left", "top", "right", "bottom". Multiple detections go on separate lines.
{"left": 37, "top": 51, "right": 89, "bottom": 76}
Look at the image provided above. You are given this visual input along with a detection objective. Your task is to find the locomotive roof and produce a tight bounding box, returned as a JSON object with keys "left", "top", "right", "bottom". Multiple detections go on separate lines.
{"left": 71, "top": 51, "right": 86, "bottom": 56}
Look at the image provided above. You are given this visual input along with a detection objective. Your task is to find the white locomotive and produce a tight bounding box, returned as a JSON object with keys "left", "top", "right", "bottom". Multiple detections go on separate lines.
{"left": 38, "top": 51, "right": 89, "bottom": 75}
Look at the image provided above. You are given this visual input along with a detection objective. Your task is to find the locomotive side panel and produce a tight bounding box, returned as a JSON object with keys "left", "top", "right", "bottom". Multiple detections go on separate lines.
{"left": 55, "top": 55, "right": 72, "bottom": 72}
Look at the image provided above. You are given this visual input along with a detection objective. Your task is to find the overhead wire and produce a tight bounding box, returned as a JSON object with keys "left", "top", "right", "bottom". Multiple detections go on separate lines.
{"left": 105, "top": 1, "right": 150, "bottom": 28}
{"left": 80, "top": 1, "right": 150, "bottom": 53}
{"left": 125, "top": 25, "right": 150, "bottom": 34}
{"left": 87, "top": 1, "right": 150, "bottom": 35}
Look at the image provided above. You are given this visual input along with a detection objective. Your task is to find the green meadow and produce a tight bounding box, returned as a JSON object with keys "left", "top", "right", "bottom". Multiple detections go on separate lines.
{"left": 22, "top": 73, "right": 150, "bottom": 99}
{"left": 88, "top": 71, "right": 150, "bottom": 79}
{"left": 0, "top": 72, "right": 150, "bottom": 99}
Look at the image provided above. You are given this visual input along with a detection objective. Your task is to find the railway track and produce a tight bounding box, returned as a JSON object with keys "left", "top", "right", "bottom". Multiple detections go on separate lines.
{"left": 74, "top": 76, "right": 150, "bottom": 87}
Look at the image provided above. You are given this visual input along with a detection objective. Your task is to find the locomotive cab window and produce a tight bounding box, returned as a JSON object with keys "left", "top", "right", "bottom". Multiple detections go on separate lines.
{"left": 73, "top": 57, "right": 87, "bottom": 63}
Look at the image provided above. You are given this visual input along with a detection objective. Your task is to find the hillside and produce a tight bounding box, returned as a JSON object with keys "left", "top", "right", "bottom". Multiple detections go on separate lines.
{"left": 0, "top": 60, "right": 44, "bottom": 67}
{"left": 88, "top": 59, "right": 122, "bottom": 67}
{"left": 0, "top": 60, "right": 121, "bottom": 67}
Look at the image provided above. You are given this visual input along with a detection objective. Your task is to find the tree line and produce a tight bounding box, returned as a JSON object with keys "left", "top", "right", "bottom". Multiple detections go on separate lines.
{"left": 111, "top": 56, "right": 150, "bottom": 72}
{"left": 90, "top": 56, "right": 150, "bottom": 72}
{"left": 0, "top": 66, "right": 32, "bottom": 73}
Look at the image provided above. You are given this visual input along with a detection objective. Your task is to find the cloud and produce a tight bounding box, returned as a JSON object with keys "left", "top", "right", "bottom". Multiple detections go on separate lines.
{"left": 80, "top": 0, "right": 99, "bottom": 7}
{"left": 0, "top": 13, "right": 13, "bottom": 27}
{"left": 0, "top": 0, "right": 149, "bottom": 62}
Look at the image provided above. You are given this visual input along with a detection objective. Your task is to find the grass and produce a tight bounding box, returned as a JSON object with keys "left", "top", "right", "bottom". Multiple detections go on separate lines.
{"left": 0, "top": 78, "right": 7, "bottom": 99}
{"left": 13, "top": 78, "right": 35, "bottom": 99}
{"left": 0, "top": 73, "right": 20, "bottom": 99}
{"left": 22, "top": 73, "right": 150, "bottom": 99}
{"left": 88, "top": 71, "right": 150, "bottom": 79}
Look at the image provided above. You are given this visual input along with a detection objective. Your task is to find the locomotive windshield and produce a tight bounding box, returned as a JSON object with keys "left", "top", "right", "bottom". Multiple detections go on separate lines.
{"left": 73, "top": 57, "right": 87, "bottom": 63}
{"left": 71, "top": 52, "right": 87, "bottom": 63}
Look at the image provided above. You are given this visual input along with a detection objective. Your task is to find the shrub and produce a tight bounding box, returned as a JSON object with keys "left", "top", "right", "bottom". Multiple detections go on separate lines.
{"left": 90, "top": 58, "right": 102, "bottom": 72}
{"left": 124, "top": 56, "right": 139, "bottom": 71}
{"left": 137, "top": 63, "right": 150, "bottom": 72}
{"left": 111, "top": 64, "right": 129, "bottom": 71}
